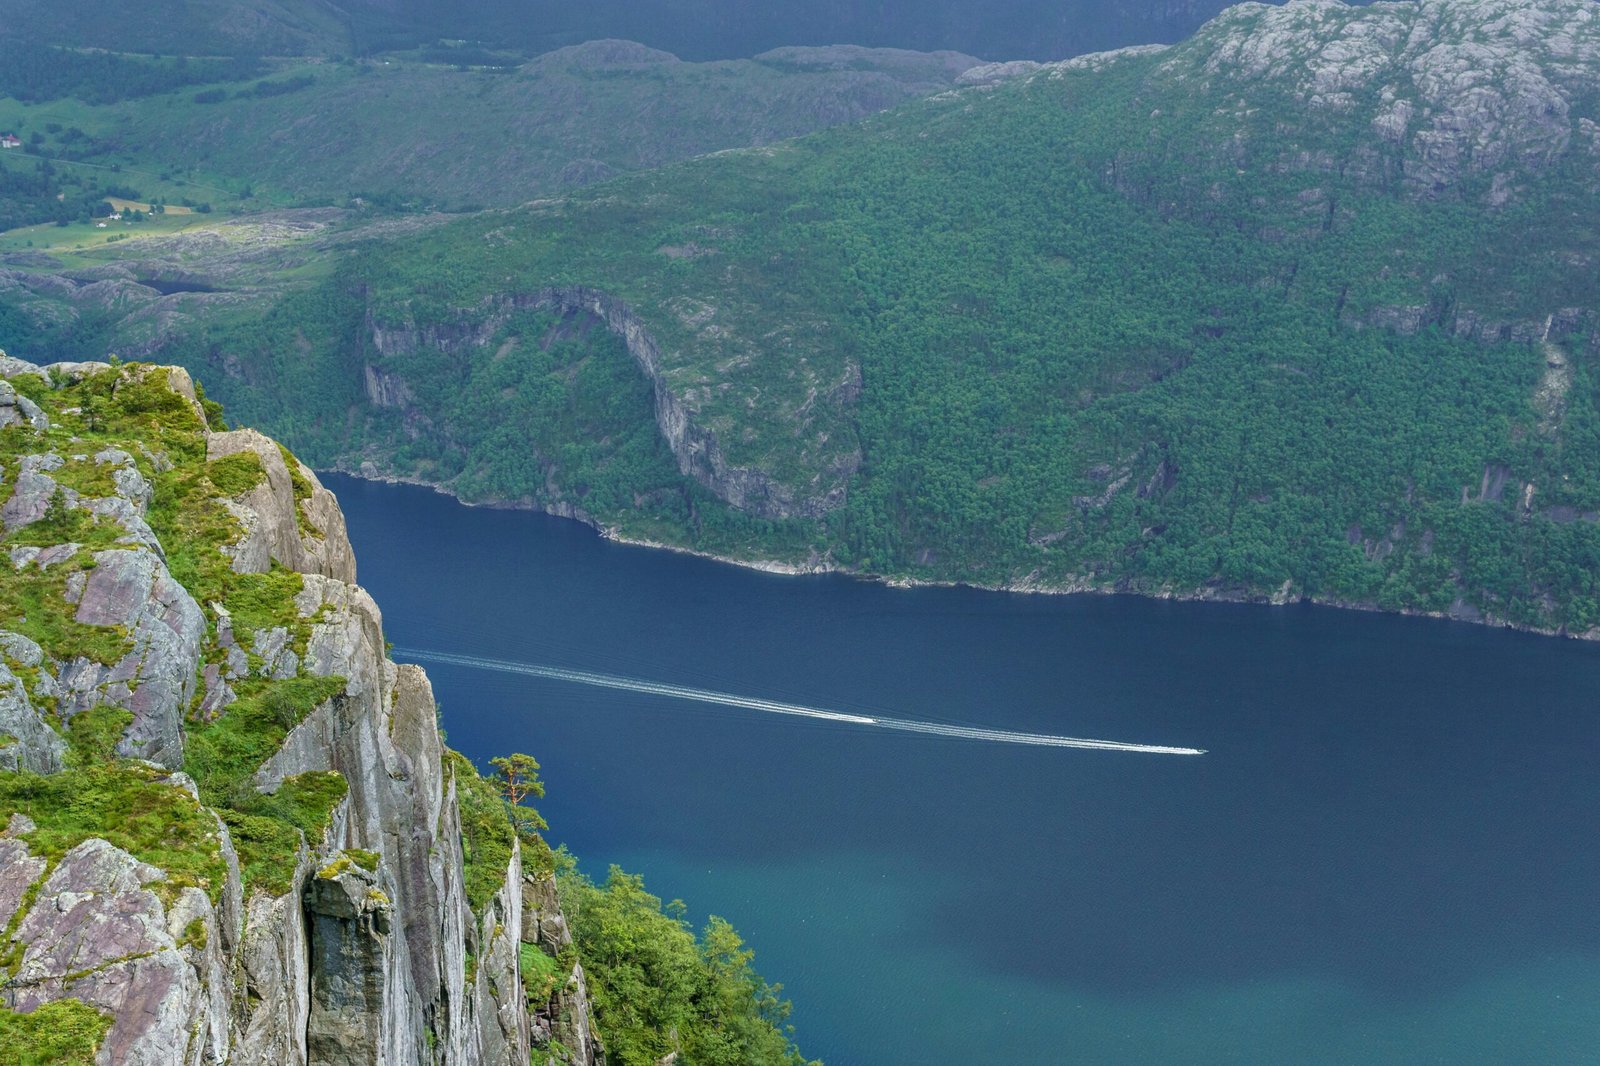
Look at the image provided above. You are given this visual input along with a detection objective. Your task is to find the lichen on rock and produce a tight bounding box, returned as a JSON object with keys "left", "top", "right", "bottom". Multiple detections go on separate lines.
{"left": 0, "top": 354, "right": 597, "bottom": 1063}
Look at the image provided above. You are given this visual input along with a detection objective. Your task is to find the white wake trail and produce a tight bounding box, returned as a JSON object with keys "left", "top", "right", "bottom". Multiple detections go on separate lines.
{"left": 397, "top": 648, "right": 1206, "bottom": 756}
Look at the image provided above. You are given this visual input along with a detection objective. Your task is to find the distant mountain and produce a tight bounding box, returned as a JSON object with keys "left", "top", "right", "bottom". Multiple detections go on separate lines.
{"left": 0, "top": 0, "right": 356, "bottom": 56}
{"left": 127, "top": 42, "right": 984, "bottom": 207}
{"left": 8, "top": 0, "right": 1600, "bottom": 637}
{"left": 346, "top": 0, "right": 1239, "bottom": 62}
{"left": 1, "top": 0, "right": 1251, "bottom": 61}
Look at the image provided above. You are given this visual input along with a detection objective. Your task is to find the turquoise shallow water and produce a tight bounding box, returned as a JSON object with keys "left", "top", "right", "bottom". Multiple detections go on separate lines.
{"left": 324, "top": 473, "right": 1600, "bottom": 1065}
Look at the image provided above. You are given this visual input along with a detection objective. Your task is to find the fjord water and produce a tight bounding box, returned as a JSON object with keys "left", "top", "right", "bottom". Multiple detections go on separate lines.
{"left": 323, "top": 473, "right": 1600, "bottom": 1065}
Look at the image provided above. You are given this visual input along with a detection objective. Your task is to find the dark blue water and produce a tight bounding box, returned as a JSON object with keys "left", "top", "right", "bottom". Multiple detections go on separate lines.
{"left": 323, "top": 473, "right": 1600, "bottom": 1065}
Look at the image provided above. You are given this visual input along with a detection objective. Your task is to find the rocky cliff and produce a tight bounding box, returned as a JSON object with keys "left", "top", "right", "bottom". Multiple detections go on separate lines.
{"left": 1150, "top": 0, "right": 1600, "bottom": 203}
{"left": 0, "top": 355, "right": 602, "bottom": 1065}
{"left": 363, "top": 284, "right": 859, "bottom": 521}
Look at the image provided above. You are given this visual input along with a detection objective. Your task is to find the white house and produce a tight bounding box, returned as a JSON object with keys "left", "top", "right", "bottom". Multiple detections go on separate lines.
{"left": 0, "top": 134, "right": 21, "bottom": 149}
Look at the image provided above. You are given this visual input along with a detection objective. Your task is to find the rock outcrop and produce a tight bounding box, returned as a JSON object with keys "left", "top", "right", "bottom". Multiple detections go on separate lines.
{"left": 61, "top": 547, "right": 206, "bottom": 769}
{"left": 0, "top": 356, "right": 600, "bottom": 1064}
{"left": 206, "top": 428, "right": 358, "bottom": 583}
{"left": 365, "top": 284, "right": 862, "bottom": 520}
{"left": 1149, "top": 0, "right": 1600, "bottom": 202}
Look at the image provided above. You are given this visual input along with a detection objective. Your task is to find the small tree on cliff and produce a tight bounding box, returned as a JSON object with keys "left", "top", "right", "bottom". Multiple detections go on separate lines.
{"left": 490, "top": 752, "right": 548, "bottom": 837}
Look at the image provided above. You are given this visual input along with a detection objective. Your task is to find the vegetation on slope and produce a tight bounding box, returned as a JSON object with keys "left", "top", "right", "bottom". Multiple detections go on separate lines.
{"left": 558, "top": 856, "right": 818, "bottom": 1066}
{"left": 0, "top": 0, "right": 1237, "bottom": 64}
{"left": 148, "top": 1, "right": 1600, "bottom": 634}
{"left": 0, "top": 42, "right": 264, "bottom": 106}
{"left": 0, "top": 998, "right": 113, "bottom": 1065}
{"left": 0, "top": 358, "right": 816, "bottom": 1059}
{"left": 0, "top": 765, "right": 231, "bottom": 905}
{"left": 0, "top": 43, "right": 977, "bottom": 213}
{"left": 0, "top": 364, "right": 349, "bottom": 896}
{"left": 0, "top": 0, "right": 356, "bottom": 58}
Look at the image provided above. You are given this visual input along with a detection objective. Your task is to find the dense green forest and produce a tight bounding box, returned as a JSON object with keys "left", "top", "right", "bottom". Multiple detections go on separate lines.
{"left": 0, "top": 156, "right": 135, "bottom": 230}
{"left": 557, "top": 858, "right": 818, "bottom": 1066}
{"left": 0, "top": 42, "right": 263, "bottom": 104}
{"left": 2, "top": 0, "right": 1597, "bottom": 635}
{"left": 130, "top": 0, "right": 1600, "bottom": 636}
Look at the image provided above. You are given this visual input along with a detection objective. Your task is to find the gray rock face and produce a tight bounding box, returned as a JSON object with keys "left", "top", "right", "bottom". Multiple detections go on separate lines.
{"left": 305, "top": 865, "right": 392, "bottom": 1066}
{"left": 0, "top": 814, "right": 47, "bottom": 929}
{"left": 1162, "top": 0, "right": 1600, "bottom": 202}
{"left": 536, "top": 285, "right": 860, "bottom": 520}
{"left": 364, "top": 365, "right": 417, "bottom": 410}
{"left": 206, "top": 427, "right": 358, "bottom": 584}
{"left": 549, "top": 963, "right": 606, "bottom": 1066}
{"left": 253, "top": 626, "right": 301, "bottom": 679}
{"left": 252, "top": 584, "right": 533, "bottom": 1065}
{"left": 56, "top": 548, "right": 205, "bottom": 769}
{"left": 0, "top": 379, "right": 48, "bottom": 431}
{"left": 1, "top": 448, "right": 161, "bottom": 557}
{"left": 0, "top": 361, "right": 597, "bottom": 1065}
{"left": 6, "top": 836, "right": 231, "bottom": 1066}
{"left": 522, "top": 872, "right": 574, "bottom": 956}
{"left": 368, "top": 283, "right": 861, "bottom": 519}
{"left": 0, "top": 658, "right": 66, "bottom": 774}
{"left": 956, "top": 59, "right": 1044, "bottom": 86}
{"left": 0, "top": 353, "right": 43, "bottom": 378}
{"left": 233, "top": 856, "right": 314, "bottom": 1065}
{"left": 39, "top": 359, "right": 114, "bottom": 383}
{"left": 522, "top": 872, "right": 605, "bottom": 1066}
{"left": 81, "top": 448, "right": 164, "bottom": 555}
{"left": 0, "top": 452, "right": 65, "bottom": 531}
{"left": 468, "top": 847, "right": 532, "bottom": 1066}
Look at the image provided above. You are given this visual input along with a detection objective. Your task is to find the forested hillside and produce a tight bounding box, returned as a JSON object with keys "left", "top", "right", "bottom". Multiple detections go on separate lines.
{"left": 5, "top": 0, "right": 1600, "bottom": 637}
{"left": 0, "top": 0, "right": 1241, "bottom": 62}
{"left": 0, "top": 43, "right": 981, "bottom": 212}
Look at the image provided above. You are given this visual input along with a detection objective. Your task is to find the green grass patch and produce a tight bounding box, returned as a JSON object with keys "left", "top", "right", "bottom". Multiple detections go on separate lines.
{"left": 224, "top": 567, "right": 307, "bottom": 638}
{"left": 521, "top": 941, "right": 564, "bottom": 1004}
{"left": 447, "top": 749, "right": 516, "bottom": 916}
{"left": 205, "top": 451, "right": 266, "bottom": 496}
{"left": 64, "top": 705, "right": 133, "bottom": 768}
{"left": 0, "top": 766, "right": 230, "bottom": 904}
{"left": 3, "top": 502, "right": 124, "bottom": 552}
{"left": 147, "top": 444, "right": 307, "bottom": 637}
{"left": 219, "top": 770, "right": 348, "bottom": 895}
{"left": 315, "top": 847, "right": 380, "bottom": 881}
{"left": 276, "top": 443, "right": 323, "bottom": 540}
{"left": 49, "top": 457, "right": 120, "bottom": 498}
{"left": 0, "top": 999, "right": 114, "bottom": 1066}
{"left": 183, "top": 676, "right": 346, "bottom": 808}
{"left": 0, "top": 552, "right": 130, "bottom": 665}
{"left": 278, "top": 443, "right": 314, "bottom": 502}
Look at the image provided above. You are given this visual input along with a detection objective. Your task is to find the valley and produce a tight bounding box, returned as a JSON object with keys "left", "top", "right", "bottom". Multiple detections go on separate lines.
{"left": 3, "top": 2, "right": 1600, "bottom": 1063}
{"left": 8, "top": 0, "right": 1596, "bottom": 637}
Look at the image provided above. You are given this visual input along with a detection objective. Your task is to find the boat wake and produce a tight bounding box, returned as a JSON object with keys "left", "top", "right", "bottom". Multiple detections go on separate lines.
{"left": 395, "top": 648, "right": 1207, "bottom": 756}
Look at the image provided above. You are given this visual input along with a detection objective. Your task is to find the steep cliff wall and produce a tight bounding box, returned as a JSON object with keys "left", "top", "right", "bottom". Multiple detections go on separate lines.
{"left": 0, "top": 355, "right": 600, "bottom": 1064}
{"left": 364, "top": 284, "right": 859, "bottom": 521}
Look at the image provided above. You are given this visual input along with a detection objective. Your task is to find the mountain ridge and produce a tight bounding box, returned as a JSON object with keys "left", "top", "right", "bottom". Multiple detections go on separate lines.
{"left": 5, "top": 0, "right": 1600, "bottom": 638}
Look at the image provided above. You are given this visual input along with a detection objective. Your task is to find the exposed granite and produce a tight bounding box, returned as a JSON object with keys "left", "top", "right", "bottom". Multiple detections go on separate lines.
{"left": 0, "top": 358, "right": 592, "bottom": 1063}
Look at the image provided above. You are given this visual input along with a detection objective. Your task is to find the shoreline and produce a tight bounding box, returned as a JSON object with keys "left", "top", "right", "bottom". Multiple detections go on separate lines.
{"left": 324, "top": 463, "right": 1599, "bottom": 643}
